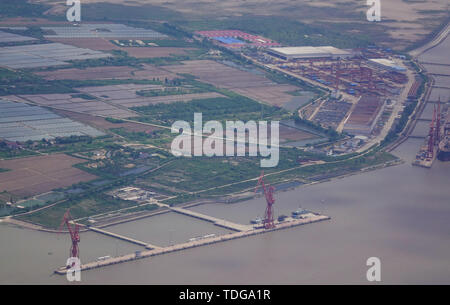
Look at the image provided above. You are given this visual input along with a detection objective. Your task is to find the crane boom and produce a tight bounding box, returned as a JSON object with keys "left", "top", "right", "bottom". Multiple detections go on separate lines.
{"left": 59, "top": 209, "right": 80, "bottom": 262}
{"left": 255, "top": 171, "right": 275, "bottom": 229}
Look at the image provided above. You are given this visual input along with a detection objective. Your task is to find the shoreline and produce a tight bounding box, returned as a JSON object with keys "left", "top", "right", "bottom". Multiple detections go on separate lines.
{"left": 3, "top": 156, "right": 402, "bottom": 232}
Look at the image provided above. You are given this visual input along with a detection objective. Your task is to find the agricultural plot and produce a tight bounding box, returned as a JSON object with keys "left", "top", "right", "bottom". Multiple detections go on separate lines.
{"left": 278, "top": 124, "right": 318, "bottom": 144}
{"left": 53, "top": 109, "right": 160, "bottom": 134}
{"left": 34, "top": 64, "right": 178, "bottom": 81}
{"left": 49, "top": 37, "right": 195, "bottom": 58}
{"left": 16, "top": 93, "right": 135, "bottom": 119}
{"left": 18, "top": 191, "right": 65, "bottom": 208}
{"left": 165, "top": 60, "right": 308, "bottom": 108}
{"left": 0, "top": 99, "right": 105, "bottom": 142}
{"left": 42, "top": 24, "right": 167, "bottom": 39}
{"left": 0, "top": 43, "right": 110, "bottom": 69}
{"left": 76, "top": 84, "right": 224, "bottom": 108}
{"left": 0, "top": 154, "right": 97, "bottom": 198}
{"left": 118, "top": 47, "right": 195, "bottom": 58}
{"left": 0, "top": 30, "right": 36, "bottom": 43}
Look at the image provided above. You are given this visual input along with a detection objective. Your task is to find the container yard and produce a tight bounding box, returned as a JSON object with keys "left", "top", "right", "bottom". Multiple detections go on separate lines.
{"left": 343, "top": 95, "right": 386, "bottom": 136}
{"left": 241, "top": 43, "right": 415, "bottom": 153}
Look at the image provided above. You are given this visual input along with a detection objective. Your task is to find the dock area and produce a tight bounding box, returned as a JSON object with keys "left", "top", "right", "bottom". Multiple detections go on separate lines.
{"left": 89, "top": 227, "right": 161, "bottom": 249}
{"left": 55, "top": 213, "right": 330, "bottom": 275}
{"left": 170, "top": 207, "right": 253, "bottom": 232}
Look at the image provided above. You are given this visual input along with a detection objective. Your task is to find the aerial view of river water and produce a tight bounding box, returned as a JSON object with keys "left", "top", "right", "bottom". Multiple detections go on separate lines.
{"left": 1, "top": 34, "right": 449, "bottom": 285}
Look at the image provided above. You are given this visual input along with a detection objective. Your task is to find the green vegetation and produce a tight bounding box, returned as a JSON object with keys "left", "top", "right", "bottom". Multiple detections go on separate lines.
{"left": 117, "top": 203, "right": 159, "bottom": 214}
{"left": 133, "top": 96, "right": 286, "bottom": 126}
{"left": 0, "top": 68, "right": 166, "bottom": 96}
{"left": 110, "top": 128, "right": 174, "bottom": 147}
{"left": 141, "top": 148, "right": 397, "bottom": 201}
{"left": 294, "top": 116, "right": 341, "bottom": 141}
{"left": 81, "top": 3, "right": 183, "bottom": 23}
{"left": 0, "top": 26, "right": 48, "bottom": 41}
{"left": 136, "top": 87, "right": 206, "bottom": 97}
{"left": 381, "top": 71, "right": 427, "bottom": 146}
{"left": 28, "top": 136, "right": 115, "bottom": 155}
{"left": 182, "top": 15, "right": 372, "bottom": 49}
{"left": 382, "top": 99, "right": 419, "bottom": 145}
{"left": 16, "top": 194, "right": 139, "bottom": 229}
{"left": 0, "top": 145, "right": 37, "bottom": 159}
{"left": 105, "top": 117, "right": 125, "bottom": 124}
{"left": 0, "top": 68, "right": 73, "bottom": 96}
{"left": 63, "top": 49, "right": 206, "bottom": 69}
{"left": 70, "top": 93, "right": 96, "bottom": 100}
{"left": 76, "top": 146, "right": 172, "bottom": 179}
{"left": 58, "top": 78, "right": 162, "bottom": 88}
{"left": 0, "top": 0, "right": 48, "bottom": 18}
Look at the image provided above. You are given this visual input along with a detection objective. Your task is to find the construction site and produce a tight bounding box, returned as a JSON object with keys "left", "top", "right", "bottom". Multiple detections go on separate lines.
{"left": 55, "top": 172, "right": 330, "bottom": 275}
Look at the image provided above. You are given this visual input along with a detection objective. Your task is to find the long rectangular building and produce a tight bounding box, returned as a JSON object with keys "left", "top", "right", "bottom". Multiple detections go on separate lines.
{"left": 267, "top": 46, "right": 352, "bottom": 60}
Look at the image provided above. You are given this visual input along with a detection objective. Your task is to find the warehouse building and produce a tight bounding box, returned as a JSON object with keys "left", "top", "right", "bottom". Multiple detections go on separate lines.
{"left": 267, "top": 46, "right": 353, "bottom": 60}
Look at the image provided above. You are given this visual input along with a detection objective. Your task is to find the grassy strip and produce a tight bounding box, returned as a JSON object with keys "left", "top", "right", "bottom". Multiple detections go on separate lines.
{"left": 16, "top": 194, "right": 140, "bottom": 229}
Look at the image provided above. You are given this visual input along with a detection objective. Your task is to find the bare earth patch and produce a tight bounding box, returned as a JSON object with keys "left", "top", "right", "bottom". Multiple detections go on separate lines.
{"left": 0, "top": 154, "right": 97, "bottom": 197}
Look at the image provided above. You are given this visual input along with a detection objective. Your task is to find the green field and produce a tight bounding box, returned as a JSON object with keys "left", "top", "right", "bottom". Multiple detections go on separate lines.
{"left": 16, "top": 195, "right": 142, "bottom": 229}
{"left": 133, "top": 96, "right": 286, "bottom": 126}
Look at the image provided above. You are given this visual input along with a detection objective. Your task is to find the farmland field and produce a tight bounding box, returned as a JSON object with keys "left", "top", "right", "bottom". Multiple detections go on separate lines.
{"left": 48, "top": 37, "right": 197, "bottom": 58}
{"left": 16, "top": 93, "right": 135, "bottom": 119}
{"left": 52, "top": 109, "right": 161, "bottom": 134}
{"left": 0, "top": 98, "right": 105, "bottom": 141}
{"left": 165, "top": 60, "right": 312, "bottom": 108}
{"left": 0, "top": 154, "right": 97, "bottom": 197}
{"left": 34, "top": 64, "right": 178, "bottom": 81}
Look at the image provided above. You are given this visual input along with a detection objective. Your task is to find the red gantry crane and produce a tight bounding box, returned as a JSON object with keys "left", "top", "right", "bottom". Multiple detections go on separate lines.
{"left": 255, "top": 171, "right": 275, "bottom": 229}
{"left": 427, "top": 105, "right": 437, "bottom": 159}
{"left": 59, "top": 209, "right": 80, "bottom": 262}
{"left": 435, "top": 97, "right": 441, "bottom": 145}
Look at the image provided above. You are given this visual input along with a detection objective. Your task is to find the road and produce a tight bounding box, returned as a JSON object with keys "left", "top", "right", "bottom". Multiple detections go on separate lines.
{"left": 409, "top": 22, "right": 450, "bottom": 58}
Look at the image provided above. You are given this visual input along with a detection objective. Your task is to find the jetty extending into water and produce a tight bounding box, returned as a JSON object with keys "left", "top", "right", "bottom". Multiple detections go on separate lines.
{"left": 55, "top": 213, "right": 330, "bottom": 275}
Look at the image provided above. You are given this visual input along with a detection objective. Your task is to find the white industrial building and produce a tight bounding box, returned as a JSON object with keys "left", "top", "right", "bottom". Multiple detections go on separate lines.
{"left": 368, "top": 58, "right": 406, "bottom": 72}
{"left": 267, "top": 46, "right": 353, "bottom": 60}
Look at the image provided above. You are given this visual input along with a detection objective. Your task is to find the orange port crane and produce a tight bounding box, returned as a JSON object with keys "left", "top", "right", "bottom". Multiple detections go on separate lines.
{"left": 255, "top": 171, "right": 275, "bottom": 229}
{"left": 59, "top": 209, "right": 80, "bottom": 261}
{"left": 427, "top": 105, "right": 437, "bottom": 158}
{"left": 436, "top": 97, "right": 441, "bottom": 144}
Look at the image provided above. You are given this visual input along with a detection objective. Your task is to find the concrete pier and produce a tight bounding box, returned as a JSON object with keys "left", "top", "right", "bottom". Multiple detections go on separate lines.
{"left": 55, "top": 214, "right": 330, "bottom": 275}
{"left": 89, "top": 227, "right": 161, "bottom": 249}
{"left": 170, "top": 207, "right": 253, "bottom": 232}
